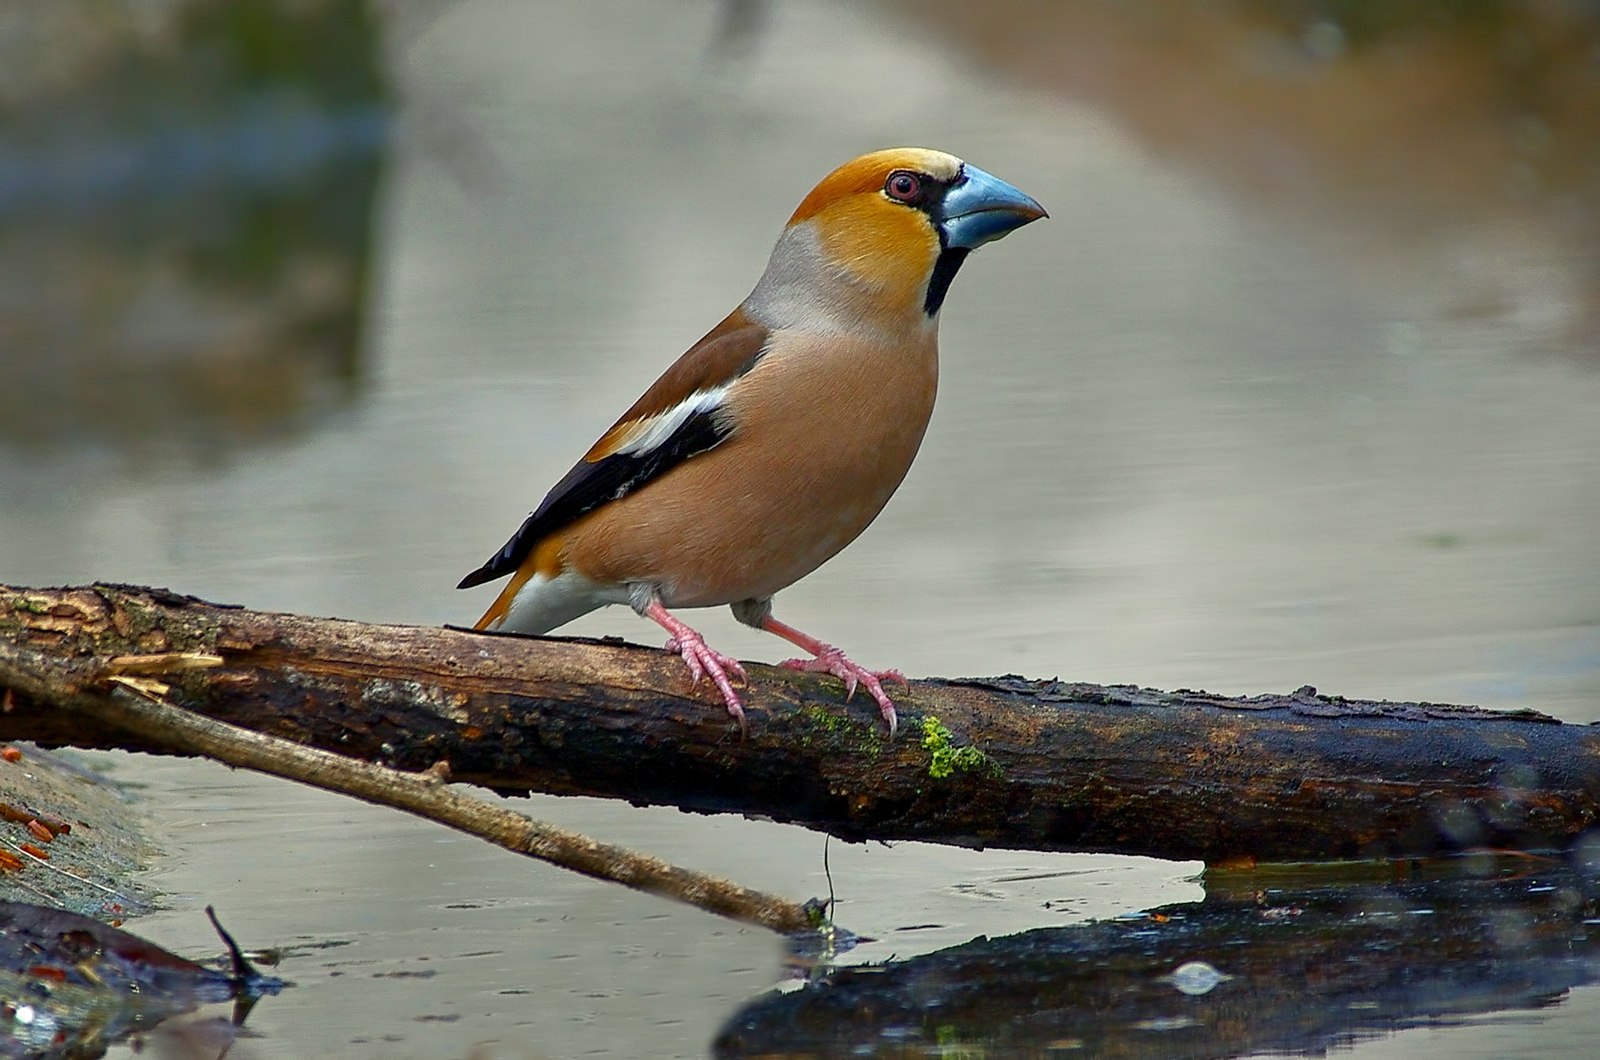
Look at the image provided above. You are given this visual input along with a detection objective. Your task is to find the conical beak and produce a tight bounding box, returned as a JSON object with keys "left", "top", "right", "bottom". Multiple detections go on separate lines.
{"left": 939, "top": 163, "right": 1048, "bottom": 250}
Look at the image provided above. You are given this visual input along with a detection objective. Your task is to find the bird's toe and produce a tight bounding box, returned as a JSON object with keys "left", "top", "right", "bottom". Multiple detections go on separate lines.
{"left": 780, "top": 648, "right": 902, "bottom": 736}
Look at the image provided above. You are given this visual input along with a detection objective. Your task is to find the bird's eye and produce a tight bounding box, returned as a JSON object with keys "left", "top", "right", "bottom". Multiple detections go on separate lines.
{"left": 885, "top": 170, "right": 924, "bottom": 204}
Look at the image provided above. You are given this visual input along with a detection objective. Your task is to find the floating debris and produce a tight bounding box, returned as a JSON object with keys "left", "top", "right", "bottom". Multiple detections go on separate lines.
{"left": 0, "top": 902, "right": 283, "bottom": 1056}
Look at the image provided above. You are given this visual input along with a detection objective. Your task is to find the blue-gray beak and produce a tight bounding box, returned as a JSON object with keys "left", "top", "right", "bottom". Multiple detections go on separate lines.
{"left": 940, "top": 163, "right": 1048, "bottom": 250}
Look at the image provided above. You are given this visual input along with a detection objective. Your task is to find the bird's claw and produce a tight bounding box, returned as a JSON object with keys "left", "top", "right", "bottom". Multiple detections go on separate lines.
{"left": 779, "top": 647, "right": 902, "bottom": 738}
{"left": 664, "top": 634, "right": 748, "bottom": 732}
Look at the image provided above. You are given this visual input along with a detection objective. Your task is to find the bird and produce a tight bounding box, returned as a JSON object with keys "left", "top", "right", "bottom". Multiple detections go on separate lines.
{"left": 458, "top": 147, "right": 1045, "bottom": 737}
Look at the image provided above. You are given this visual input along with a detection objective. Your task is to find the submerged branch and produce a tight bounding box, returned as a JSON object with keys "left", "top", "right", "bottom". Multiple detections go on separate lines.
{"left": 2, "top": 583, "right": 1598, "bottom": 864}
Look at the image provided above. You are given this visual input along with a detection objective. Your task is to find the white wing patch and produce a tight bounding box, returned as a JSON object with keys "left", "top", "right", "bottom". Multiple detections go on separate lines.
{"left": 609, "top": 385, "right": 732, "bottom": 457}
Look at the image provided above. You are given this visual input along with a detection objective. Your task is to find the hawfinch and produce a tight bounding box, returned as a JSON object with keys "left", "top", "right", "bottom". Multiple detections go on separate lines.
{"left": 459, "top": 148, "right": 1045, "bottom": 736}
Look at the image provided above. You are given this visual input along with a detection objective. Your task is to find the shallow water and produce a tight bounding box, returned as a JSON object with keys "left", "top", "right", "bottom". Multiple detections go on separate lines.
{"left": 3, "top": 1, "right": 1599, "bottom": 1056}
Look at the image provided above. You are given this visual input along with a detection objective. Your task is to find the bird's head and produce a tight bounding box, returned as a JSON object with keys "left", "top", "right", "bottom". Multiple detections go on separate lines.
{"left": 747, "top": 148, "right": 1046, "bottom": 332}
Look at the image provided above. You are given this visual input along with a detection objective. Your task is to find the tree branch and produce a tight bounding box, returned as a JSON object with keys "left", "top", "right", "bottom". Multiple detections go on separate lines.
{"left": 3, "top": 583, "right": 1597, "bottom": 863}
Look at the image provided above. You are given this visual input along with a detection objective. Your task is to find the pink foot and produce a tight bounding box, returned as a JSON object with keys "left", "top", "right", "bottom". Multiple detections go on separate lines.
{"left": 779, "top": 646, "right": 907, "bottom": 738}
{"left": 654, "top": 624, "right": 748, "bottom": 732}
{"left": 643, "top": 598, "right": 748, "bottom": 730}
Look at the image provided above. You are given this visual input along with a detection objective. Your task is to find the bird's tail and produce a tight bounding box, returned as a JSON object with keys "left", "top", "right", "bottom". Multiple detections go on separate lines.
{"left": 470, "top": 566, "right": 605, "bottom": 636}
{"left": 473, "top": 571, "right": 530, "bottom": 632}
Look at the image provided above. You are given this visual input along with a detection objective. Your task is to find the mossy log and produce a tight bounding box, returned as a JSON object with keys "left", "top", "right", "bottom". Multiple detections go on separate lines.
{"left": 2, "top": 583, "right": 1597, "bottom": 863}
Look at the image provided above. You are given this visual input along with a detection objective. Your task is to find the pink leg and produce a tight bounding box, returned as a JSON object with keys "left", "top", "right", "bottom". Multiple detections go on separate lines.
{"left": 643, "top": 601, "right": 749, "bottom": 732}
{"left": 760, "top": 616, "right": 907, "bottom": 738}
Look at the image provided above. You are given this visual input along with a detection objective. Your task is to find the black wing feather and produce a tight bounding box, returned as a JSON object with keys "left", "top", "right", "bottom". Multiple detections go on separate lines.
{"left": 456, "top": 408, "right": 733, "bottom": 589}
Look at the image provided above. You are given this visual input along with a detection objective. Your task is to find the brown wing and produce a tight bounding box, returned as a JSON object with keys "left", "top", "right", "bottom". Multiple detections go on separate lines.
{"left": 585, "top": 309, "right": 767, "bottom": 459}
{"left": 457, "top": 313, "right": 771, "bottom": 589}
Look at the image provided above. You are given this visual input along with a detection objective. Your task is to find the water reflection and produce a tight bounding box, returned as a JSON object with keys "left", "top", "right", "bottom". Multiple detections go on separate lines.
{"left": 0, "top": 0, "right": 387, "bottom": 463}
{"left": 0, "top": 901, "right": 280, "bottom": 1059}
{"left": 720, "top": 860, "right": 1600, "bottom": 1057}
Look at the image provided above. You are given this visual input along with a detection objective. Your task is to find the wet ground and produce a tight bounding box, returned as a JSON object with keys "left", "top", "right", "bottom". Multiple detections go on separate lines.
{"left": 3, "top": 1, "right": 1599, "bottom": 1056}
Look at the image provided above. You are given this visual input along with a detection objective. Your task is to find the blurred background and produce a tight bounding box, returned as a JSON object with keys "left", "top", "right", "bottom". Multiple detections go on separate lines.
{"left": 2, "top": 1, "right": 1598, "bottom": 1056}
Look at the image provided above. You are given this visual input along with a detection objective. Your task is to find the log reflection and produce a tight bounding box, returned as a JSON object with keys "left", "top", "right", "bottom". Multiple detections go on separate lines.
{"left": 718, "top": 860, "right": 1600, "bottom": 1058}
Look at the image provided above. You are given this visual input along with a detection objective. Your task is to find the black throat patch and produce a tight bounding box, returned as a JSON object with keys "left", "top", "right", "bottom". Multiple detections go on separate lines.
{"left": 924, "top": 247, "right": 970, "bottom": 316}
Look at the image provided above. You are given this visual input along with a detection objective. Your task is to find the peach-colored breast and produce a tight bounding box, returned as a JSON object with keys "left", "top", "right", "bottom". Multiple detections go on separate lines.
{"left": 559, "top": 326, "right": 939, "bottom": 607}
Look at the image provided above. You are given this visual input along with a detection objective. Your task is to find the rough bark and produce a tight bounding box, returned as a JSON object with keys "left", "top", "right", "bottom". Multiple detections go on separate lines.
{"left": 3, "top": 583, "right": 1597, "bottom": 863}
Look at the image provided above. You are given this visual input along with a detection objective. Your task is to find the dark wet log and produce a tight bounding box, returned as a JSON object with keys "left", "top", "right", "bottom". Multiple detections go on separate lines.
{"left": 716, "top": 861, "right": 1600, "bottom": 1058}
{"left": 3, "top": 583, "right": 1598, "bottom": 863}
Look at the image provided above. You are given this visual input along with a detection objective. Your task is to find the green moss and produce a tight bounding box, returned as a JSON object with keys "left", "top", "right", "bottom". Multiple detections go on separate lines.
{"left": 920, "top": 714, "right": 995, "bottom": 780}
{"left": 795, "top": 702, "right": 883, "bottom": 759}
{"left": 9, "top": 596, "right": 48, "bottom": 614}
{"left": 803, "top": 704, "right": 848, "bottom": 734}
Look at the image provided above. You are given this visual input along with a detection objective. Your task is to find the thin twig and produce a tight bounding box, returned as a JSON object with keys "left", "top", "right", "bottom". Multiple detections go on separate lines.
{"left": 0, "top": 836, "right": 131, "bottom": 902}
{"left": 100, "top": 683, "right": 820, "bottom": 934}
{"left": 5, "top": 871, "right": 64, "bottom": 906}
{"left": 0, "top": 637, "right": 822, "bottom": 935}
